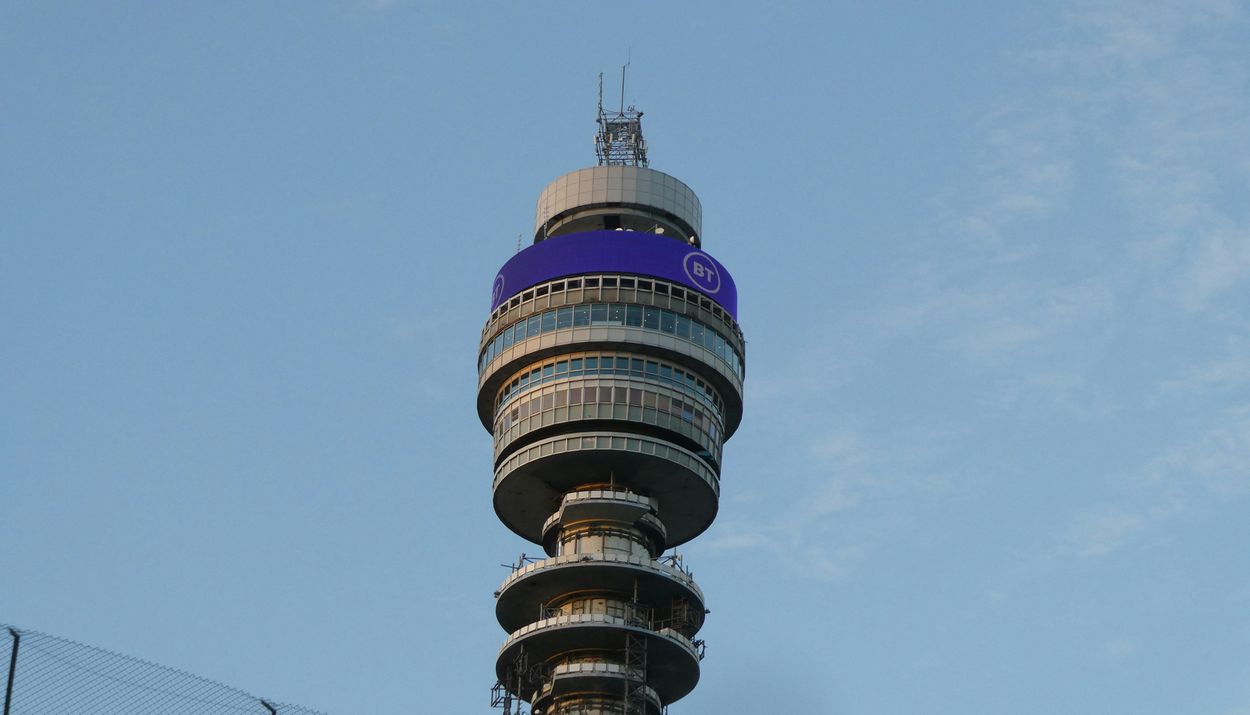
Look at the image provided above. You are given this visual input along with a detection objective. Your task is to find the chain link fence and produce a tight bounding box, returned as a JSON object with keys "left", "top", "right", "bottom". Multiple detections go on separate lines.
{"left": 1, "top": 624, "right": 325, "bottom": 715}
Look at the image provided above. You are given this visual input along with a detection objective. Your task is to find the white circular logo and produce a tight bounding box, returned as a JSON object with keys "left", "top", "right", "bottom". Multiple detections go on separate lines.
{"left": 682, "top": 252, "right": 721, "bottom": 294}
{"left": 491, "top": 274, "right": 506, "bottom": 306}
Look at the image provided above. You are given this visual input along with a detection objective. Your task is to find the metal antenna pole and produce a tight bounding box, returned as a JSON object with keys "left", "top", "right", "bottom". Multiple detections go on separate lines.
{"left": 620, "top": 62, "right": 628, "bottom": 114}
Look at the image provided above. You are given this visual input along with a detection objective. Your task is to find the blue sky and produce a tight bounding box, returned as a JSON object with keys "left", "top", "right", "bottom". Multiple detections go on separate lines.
{"left": 3, "top": 1, "right": 1250, "bottom": 713}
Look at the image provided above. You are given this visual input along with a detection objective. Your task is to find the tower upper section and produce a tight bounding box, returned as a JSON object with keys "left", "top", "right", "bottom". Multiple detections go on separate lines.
{"left": 534, "top": 166, "right": 702, "bottom": 247}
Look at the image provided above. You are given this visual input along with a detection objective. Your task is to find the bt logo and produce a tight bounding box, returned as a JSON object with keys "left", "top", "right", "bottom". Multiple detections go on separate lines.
{"left": 682, "top": 252, "right": 721, "bottom": 294}
{"left": 491, "top": 274, "right": 506, "bottom": 306}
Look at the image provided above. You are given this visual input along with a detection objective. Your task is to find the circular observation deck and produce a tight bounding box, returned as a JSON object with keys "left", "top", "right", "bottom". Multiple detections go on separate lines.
{"left": 492, "top": 431, "right": 720, "bottom": 547}
{"left": 534, "top": 166, "right": 702, "bottom": 246}
{"left": 476, "top": 272, "right": 746, "bottom": 440}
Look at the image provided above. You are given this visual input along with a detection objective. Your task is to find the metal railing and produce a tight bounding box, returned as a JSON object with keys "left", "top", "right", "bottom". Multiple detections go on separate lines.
{"left": 1, "top": 625, "right": 325, "bottom": 715}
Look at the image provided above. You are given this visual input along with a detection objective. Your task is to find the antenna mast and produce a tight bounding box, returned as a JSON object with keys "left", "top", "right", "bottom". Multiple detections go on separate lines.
{"left": 595, "top": 64, "right": 648, "bottom": 167}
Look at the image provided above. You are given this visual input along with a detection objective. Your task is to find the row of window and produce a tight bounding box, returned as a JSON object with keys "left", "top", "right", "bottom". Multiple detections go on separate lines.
{"left": 488, "top": 273, "right": 736, "bottom": 337}
{"left": 557, "top": 528, "right": 652, "bottom": 560}
{"left": 479, "top": 302, "right": 745, "bottom": 378}
{"left": 495, "top": 352, "right": 725, "bottom": 419}
{"left": 547, "top": 595, "right": 638, "bottom": 618}
{"left": 494, "top": 382, "right": 723, "bottom": 462}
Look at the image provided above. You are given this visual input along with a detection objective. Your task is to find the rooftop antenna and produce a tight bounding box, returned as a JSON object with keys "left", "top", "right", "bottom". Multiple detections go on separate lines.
{"left": 595, "top": 60, "right": 648, "bottom": 167}
{"left": 620, "top": 57, "right": 628, "bottom": 114}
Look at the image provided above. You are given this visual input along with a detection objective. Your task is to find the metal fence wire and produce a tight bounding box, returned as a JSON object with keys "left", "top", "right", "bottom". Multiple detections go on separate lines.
{"left": 1, "top": 625, "right": 326, "bottom": 715}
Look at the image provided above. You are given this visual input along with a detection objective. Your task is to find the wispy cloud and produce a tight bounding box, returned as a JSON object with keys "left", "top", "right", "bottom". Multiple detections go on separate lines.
{"left": 718, "top": 0, "right": 1250, "bottom": 586}
{"left": 1060, "top": 507, "right": 1146, "bottom": 558}
{"left": 1147, "top": 406, "right": 1250, "bottom": 497}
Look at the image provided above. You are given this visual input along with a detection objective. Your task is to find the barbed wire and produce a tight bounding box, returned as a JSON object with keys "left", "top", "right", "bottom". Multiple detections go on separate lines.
{"left": 1, "top": 624, "right": 326, "bottom": 715}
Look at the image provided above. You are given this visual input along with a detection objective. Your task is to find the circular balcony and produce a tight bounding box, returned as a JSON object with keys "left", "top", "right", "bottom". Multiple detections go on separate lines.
{"left": 494, "top": 553, "right": 705, "bottom": 633}
{"left": 496, "top": 614, "right": 701, "bottom": 705}
{"left": 492, "top": 432, "right": 719, "bottom": 547}
{"left": 538, "top": 489, "right": 666, "bottom": 556}
{"left": 530, "top": 664, "right": 662, "bottom": 715}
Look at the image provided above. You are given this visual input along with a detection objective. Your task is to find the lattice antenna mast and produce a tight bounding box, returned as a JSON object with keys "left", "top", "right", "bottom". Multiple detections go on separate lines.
{"left": 596, "top": 65, "right": 648, "bottom": 167}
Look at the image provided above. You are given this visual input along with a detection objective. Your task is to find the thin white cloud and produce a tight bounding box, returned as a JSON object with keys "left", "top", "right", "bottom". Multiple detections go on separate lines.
{"left": 1061, "top": 507, "right": 1146, "bottom": 558}
{"left": 1147, "top": 407, "right": 1250, "bottom": 497}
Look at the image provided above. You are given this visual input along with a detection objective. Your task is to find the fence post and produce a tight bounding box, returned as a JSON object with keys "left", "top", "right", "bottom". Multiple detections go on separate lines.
{"left": 4, "top": 628, "right": 19, "bottom": 715}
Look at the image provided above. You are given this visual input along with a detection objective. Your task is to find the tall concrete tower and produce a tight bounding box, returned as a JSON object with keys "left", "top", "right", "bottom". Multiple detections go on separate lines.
{"left": 479, "top": 84, "right": 744, "bottom": 715}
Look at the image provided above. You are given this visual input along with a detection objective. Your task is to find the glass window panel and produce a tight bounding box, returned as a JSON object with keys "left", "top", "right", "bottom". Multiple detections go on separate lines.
{"left": 543, "top": 365, "right": 554, "bottom": 378}
{"left": 631, "top": 358, "right": 644, "bottom": 374}
{"left": 629, "top": 388, "right": 643, "bottom": 406}
{"left": 555, "top": 391, "right": 567, "bottom": 407}
{"left": 625, "top": 305, "right": 643, "bottom": 327}
{"left": 660, "top": 311, "right": 676, "bottom": 333}
{"left": 591, "top": 304, "right": 608, "bottom": 324}
{"left": 573, "top": 305, "right": 591, "bottom": 326}
{"left": 585, "top": 357, "right": 598, "bottom": 370}
{"left": 503, "top": 329, "right": 514, "bottom": 349}
{"left": 691, "top": 322, "right": 705, "bottom": 345}
{"left": 527, "top": 316, "right": 541, "bottom": 336}
{"left": 570, "top": 387, "right": 582, "bottom": 404}
{"left": 675, "top": 315, "right": 691, "bottom": 338}
{"left": 643, "top": 307, "right": 660, "bottom": 330}
{"left": 616, "top": 357, "right": 630, "bottom": 370}
{"left": 609, "top": 304, "right": 626, "bottom": 324}
{"left": 645, "top": 361, "right": 659, "bottom": 376}
{"left": 541, "top": 311, "right": 556, "bottom": 332}
{"left": 557, "top": 306, "right": 573, "bottom": 328}
{"left": 571, "top": 358, "right": 583, "bottom": 371}
{"left": 660, "top": 365, "right": 673, "bottom": 380}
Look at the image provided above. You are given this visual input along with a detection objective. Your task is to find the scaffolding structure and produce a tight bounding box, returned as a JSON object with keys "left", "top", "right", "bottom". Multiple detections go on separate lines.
{"left": 595, "top": 70, "right": 648, "bottom": 167}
